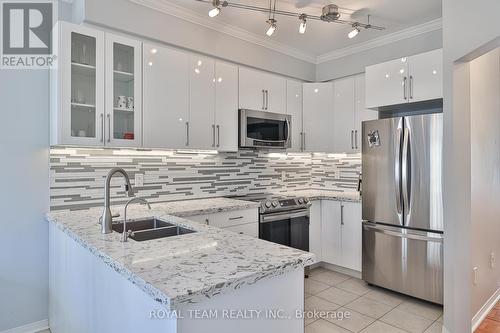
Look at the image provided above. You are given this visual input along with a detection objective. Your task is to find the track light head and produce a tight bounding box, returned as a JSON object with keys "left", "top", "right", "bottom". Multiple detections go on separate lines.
{"left": 299, "top": 14, "right": 307, "bottom": 34}
{"left": 266, "top": 19, "right": 277, "bottom": 36}
{"left": 208, "top": 0, "right": 228, "bottom": 18}
{"left": 348, "top": 24, "right": 360, "bottom": 39}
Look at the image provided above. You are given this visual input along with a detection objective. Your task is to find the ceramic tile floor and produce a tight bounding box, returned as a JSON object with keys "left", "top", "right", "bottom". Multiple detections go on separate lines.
{"left": 305, "top": 267, "right": 444, "bottom": 333}
{"left": 474, "top": 301, "right": 500, "bottom": 333}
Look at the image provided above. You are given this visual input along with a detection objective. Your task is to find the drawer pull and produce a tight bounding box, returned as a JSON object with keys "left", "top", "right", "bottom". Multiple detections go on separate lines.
{"left": 229, "top": 216, "right": 244, "bottom": 220}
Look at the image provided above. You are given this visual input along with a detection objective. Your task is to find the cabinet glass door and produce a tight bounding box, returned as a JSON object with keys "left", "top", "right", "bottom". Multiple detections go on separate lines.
{"left": 106, "top": 34, "right": 142, "bottom": 147}
{"left": 64, "top": 27, "right": 104, "bottom": 145}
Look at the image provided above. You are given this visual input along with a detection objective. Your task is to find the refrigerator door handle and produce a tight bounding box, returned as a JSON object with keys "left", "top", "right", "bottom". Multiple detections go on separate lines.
{"left": 402, "top": 126, "right": 411, "bottom": 224}
{"left": 395, "top": 128, "right": 403, "bottom": 215}
{"left": 363, "top": 223, "right": 443, "bottom": 243}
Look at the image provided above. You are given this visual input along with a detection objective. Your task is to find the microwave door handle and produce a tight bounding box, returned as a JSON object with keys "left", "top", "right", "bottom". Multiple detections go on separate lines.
{"left": 402, "top": 126, "right": 411, "bottom": 224}
{"left": 395, "top": 128, "right": 403, "bottom": 216}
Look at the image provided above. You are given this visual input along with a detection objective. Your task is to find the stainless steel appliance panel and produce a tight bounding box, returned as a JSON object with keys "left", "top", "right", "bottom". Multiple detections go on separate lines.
{"left": 404, "top": 114, "right": 443, "bottom": 232}
{"left": 362, "top": 222, "right": 443, "bottom": 304}
{"left": 239, "top": 109, "right": 291, "bottom": 149}
{"left": 362, "top": 117, "right": 403, "bottom": 226}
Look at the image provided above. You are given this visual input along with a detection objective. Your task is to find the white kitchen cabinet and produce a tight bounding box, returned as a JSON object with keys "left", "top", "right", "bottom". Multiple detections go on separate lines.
{"left": 105, "top": 33, "right": 142, "bottom": 147}
{"left": 407, "top": 49, "right": 443, "bottom": 102}
{"left": 143, "top": 43, "right": 189, "bottom": 149}
{"left": 239, "top": 67, "right": 286, "bottom": 114}
{"left": 189, "top": 55, "right": 216, "bottom": 150}
{"left": 309, "top": 201, "right": 322, "bottom": 261}
{"left": 354, "top": 74, "right": 378, "bottom": 152}
{"left": 286, "top": 80, "right": 304, "bottom": 152}
{"left": 51, "top": 22, "right": 105, "bottom": 146}
{"left": 333, "top": 77, "right": 356, "bottom": 153}
{"left": 302, "top": 82, "right": 335, "bottom": 152}
{"left": 341, "top": 201, "right": 362, "bottom": 271}
{"left": 225, "top": 223, "right": 258, "bottom": 238}
{"left": 185, "top": 208, "right": 258, "bottom": 237}
{"left": 214, "top": 61, "right": 239, "bottom": 152}
{"left": 321, "top": 200, "right": 342, "bottom": 266}
{"left": 365, "top": 49, "right": 443, "bottom": 108}
{"left": 320, "top": 200, "right": 362, "bottom": 272}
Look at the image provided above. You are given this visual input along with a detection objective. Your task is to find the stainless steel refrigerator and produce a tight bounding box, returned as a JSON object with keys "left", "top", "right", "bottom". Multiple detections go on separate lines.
{"left": 361, "top": 113, "right": 443, "bottom": 304}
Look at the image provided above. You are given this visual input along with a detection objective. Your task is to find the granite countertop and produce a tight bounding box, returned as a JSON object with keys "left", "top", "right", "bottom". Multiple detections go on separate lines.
{"left": 278, "top": 189, "right": 361, "bottom": 202}
{"left": 46, "top": 198, "right": 314, "bottom": 310}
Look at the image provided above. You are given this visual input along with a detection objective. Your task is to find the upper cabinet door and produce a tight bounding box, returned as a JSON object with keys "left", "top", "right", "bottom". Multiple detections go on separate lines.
{"left": 354, "top": 74, "right": 378, "bottom": 152}
{"left": 302, "top": 82, "right": 335, "bottom": 152}
{"left": 365, "top": 57, "right": 409, "bottom": 108}
{"left": 408, "top": 49, "right": 443, "bottom": 102}
{"left": 56, "top": 23, "right": 105, "bottom": 146}
{"left": 105, "top": 34, "right": 142, "bottom": 147}
{"left": 239, "top": 67, "right": 286, "bottom": 114}
{"left": 143, "top": 43, "right": 189, "bottom": 149}
{"left": 333, "top": 76, "right": 356, "bottom": 153}
{"left": 215, "top": 61, "right": 239, "bottom": 152}
{"left": 286, "top": 80, "right": 303, "bottom": 152}
{"left": 189, "top": 55, "right": 216, "bottom": 150}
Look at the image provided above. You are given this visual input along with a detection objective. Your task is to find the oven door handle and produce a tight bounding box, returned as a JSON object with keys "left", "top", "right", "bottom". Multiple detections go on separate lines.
{"left": 260, "top": 210, "right": 309, "bottom": 223}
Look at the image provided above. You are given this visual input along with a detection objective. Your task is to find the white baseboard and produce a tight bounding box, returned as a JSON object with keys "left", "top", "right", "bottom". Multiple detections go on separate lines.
{"left": 0, "top": 319, "right": 49, "bottom": 333}
{"left": 471, "top": 287, "right": 500, "bottom": 332}
{"left": 319, "top": 261, "right": 362, "bottom": 279}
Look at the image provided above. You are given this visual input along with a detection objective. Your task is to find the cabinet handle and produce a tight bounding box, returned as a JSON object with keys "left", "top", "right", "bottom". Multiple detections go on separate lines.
{"left": 340, "top": 204, "right": 344, "bottom": 226}
{"left": 303, "top": 132, "right": 306, "bottom": 150}
{"left": 409, "top": 75, "right": 414, "bottom": 99}
{"left": 355, "top": 130, "right": 358, "bottom": 149}
{"left": 107, "top": 114, "right": 111, "bottom": 142}
{"left": 300, "top": 132, "right": 303, "bottom": 151}
{"left": 205, "top": 218, "right": 209, "bottom": 225}
{"left": 403, "top": 77, "right": 407, "bottom": 100}
{"left": 212, "top": 124, "right": 216, "bottom": 147}
{"left": 216, "top": 125, "right": 220, "bottom": 148}
{"left": 265, "top": 90, "right": 269, "bottom": 110}
{"left": 186, "top": 121, "right": 190, "bottom": 146}
{"left": 262, "top": 89, "right": 266, "bottom": 110}
{"left": 229, "top": 216, "right": 244, "bottom": 220}
{"left": 351, "top": 130, "right": 354, "bottom": 149}
{"left": 100, "top": 114, "right": 104, "bottom": 142}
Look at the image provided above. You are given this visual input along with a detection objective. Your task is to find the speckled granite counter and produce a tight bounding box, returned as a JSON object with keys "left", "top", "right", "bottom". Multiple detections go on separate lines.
{"left": 278, "top": 189, "right": 361, "bottom": 202}
{"left": 46, "top": 197, "right": 314, "bottom": 310}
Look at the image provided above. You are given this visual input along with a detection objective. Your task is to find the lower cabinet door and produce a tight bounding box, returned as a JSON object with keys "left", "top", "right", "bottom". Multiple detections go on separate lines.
{"left": 320, "top": 201, "right": 342, "bottom": 266}
{"left": 225, "top": 223, "right": 258, "bottom": 238}
{"left": 309, "top": 201, "right": 322, "bottom": 261}
{"left": 340, "top": 201, "right": 362, "bottom": 271}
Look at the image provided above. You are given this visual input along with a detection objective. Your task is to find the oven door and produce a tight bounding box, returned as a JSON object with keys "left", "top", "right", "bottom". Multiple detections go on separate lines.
{"left": 259, "top": 209, "right": 309, "bottom": 251}
{"left": 239, "top": 109, "right": 291, "bottom": 148}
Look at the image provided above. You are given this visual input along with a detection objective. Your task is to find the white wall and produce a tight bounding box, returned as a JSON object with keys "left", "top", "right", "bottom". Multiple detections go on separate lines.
{"left": 315, "top": 29, "right": 443, "bottom": 81}
{"left": 442, "top": 0, "right": 500, "bottom": 332}
{"left": 470, "top": 48, "right": 500, "bottom": 321}
{"left": 0, "top": 70, "right": 50, "bottom": 330}
{"left": 77, "top": 0, "right": 316, "bottom": 81}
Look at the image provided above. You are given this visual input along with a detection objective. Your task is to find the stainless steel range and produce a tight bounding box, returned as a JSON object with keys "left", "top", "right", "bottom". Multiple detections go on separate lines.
{"left": 230, "top": 194, "right": 311, "bottom": 252}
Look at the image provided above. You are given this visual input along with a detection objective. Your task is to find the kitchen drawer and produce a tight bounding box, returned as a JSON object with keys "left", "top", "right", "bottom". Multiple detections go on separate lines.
{"left": 207, "top": 209, "right": 258, "bottom": 228}
{"left": 187, "top": 214, "right": 210, "bottom": 225}
{"left": 224, "top": 223, "right": 258, "bottom": 238}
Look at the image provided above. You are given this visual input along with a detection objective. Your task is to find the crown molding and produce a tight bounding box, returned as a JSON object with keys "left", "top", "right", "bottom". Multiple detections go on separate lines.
{"left": 316, "top": 18, "right": 442, "bottom": 64}
{"left": 130, "top": 0, "right": 318, "bottom": 63}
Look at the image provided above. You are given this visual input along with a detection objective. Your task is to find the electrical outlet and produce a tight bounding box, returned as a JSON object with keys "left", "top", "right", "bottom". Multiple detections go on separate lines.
{"left": 490, "top": 252, "right": 495, "bottom": 269}
{"left": 135, "top": 173, "right": 144, "bottom": 187}
{"left": 473, "top": 267, "right": 478, "bottom": 286}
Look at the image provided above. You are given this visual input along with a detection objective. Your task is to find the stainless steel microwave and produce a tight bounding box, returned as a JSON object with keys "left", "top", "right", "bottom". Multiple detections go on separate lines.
{"left": 239, "top": 109, "right": 291, "bottom": 149}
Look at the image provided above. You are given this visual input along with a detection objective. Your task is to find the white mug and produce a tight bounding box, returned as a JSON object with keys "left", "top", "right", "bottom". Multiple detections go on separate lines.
{"left": 126, "top": 97, "right": 134, "bottom": 110}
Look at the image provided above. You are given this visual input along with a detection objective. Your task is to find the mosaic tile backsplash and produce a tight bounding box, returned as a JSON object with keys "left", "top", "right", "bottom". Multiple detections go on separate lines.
{"left": 50, "top": 148, "right": 361, "bottom": 211}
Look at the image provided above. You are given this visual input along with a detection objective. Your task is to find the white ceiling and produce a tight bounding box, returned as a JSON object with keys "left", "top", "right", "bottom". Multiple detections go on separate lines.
{"left": 138, "top": 0, "right": 442, "bottom": 62}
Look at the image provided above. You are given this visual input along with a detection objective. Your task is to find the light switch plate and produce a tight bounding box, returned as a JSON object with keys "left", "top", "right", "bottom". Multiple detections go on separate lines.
{"left": 135, "top": 173, "right": 144, "bottom": 187}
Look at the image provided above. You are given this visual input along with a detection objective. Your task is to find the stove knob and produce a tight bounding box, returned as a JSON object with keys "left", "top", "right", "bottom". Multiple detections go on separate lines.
{"left": 298, "top": 198, "right": 304, "bottom": 204}
{"left": 265, "top": 201, "right": 272, "bottom": 208}
{"left": 304, "top": 198, "right": 309, "bottom": 203}
{"left": 272, "top": 201, "right": 279, "bottom": 207}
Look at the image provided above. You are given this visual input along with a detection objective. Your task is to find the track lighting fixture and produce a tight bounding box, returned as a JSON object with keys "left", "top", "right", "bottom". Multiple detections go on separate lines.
{"left": 208, "top": 0, "right": 227, "bottom": 18}
{"left": 299, "top": 14, "right": 307, "bottom": 34}
{"left": 348, "top": 24, "right": 360, "bottom": 39}
{"left": 266, "top": 19, "right": 277, "bottom": 36}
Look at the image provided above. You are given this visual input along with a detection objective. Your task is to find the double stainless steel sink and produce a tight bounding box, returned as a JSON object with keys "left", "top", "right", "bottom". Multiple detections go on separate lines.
{"left": 112, "top": 218, "right": 195, "bottom": 242}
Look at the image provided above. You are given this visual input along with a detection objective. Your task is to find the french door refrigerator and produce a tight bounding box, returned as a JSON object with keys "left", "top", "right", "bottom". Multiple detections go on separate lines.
{"left": 361, "top": 113, "right": 443, "bottom": 304}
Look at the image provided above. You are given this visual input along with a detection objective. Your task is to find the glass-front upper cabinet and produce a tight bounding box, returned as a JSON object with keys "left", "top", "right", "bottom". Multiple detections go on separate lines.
{"left": 105, "top": 34, "right": 142, "bottom": 147}
{"left": 52, "top": 22, "right": 105, "bottom": 146}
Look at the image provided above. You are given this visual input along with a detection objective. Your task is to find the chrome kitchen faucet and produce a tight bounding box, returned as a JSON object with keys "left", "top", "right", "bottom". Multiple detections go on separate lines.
{"left": 100, "top": 168, "right": 134, "bottom": 234}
